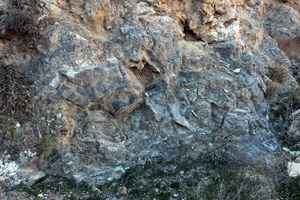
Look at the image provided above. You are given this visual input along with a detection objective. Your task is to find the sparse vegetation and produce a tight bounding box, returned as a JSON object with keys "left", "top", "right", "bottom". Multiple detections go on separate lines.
{"left": 9, "top": 0, "right": 42, "bottom": 13}
{"left": 265, "top": 81, "right": 278, "bottom": 100}
{"left": 269, "top": 87, "right": 300, "bottom": 147}
{"left": 2, "top": 11, "right": 38, "bottom": 39}
{"left": 291, "top": 88, "right": 300, "bottom": 110}
{"left": 0, "top": 64, "right": 33, "bottom": 116}
{"left": 41, "top": 132, "right": 52, "bottom": 152}
{"left": 268, "top": 65, "right": 289, "bottom": 84}
{"left": 0, "top": 0, "right": 51, "bottom": 157}
{"left": 0, "top": 0, "right": 51, "bottom": 50}
{"left": 8, "top": 156, "right": 300, "bottom": 200}
{"left": 14, "top": 175, "right": 98, "bottom": 200}
{"left": 97, "top": 158, "right": 274, "bottom": 200}
{"left": 202, "top": 168, "right": 262, "bottom": 200}
{"left": 267, "top": 86, "right": 300, "bottom": 200}
{"left": 278, "top": 176, "right": 300, "bottom": 199}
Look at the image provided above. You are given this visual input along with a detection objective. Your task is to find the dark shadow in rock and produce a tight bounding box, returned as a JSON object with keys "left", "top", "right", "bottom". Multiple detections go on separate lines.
{"left": 131, "top": 61, "right": 160, "bottom": 85}
{"left": 183, "top": 26, "right": 203, "bottom": 42}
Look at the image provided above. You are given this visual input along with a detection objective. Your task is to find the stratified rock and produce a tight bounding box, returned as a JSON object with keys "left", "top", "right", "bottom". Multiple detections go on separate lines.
{"left": 4, "top": 167, "right": 45, "bottom": 190}
{"left": 0, "top": 0, "right": 298, "bottom": 186}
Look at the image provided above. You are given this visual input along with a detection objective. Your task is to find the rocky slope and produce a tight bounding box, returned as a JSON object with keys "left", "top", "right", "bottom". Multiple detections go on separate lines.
{"left": 0, "top": 0, "right": 299, "bottom": 193}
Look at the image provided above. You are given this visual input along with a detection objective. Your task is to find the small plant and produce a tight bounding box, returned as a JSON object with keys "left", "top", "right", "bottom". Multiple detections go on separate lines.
{"left": 291, "top": 88, "right": 300, "bottom": 111}
{"left": 41, "top": 132, "right": 52, "bottom": 152}
{"left": 9, "top": 0, "right": 42, "bottom": 12}
{"left": 18, "top": 119, "right": 25, "bottom": 125}
{"left": 1, "top": 11, "right": 38, "bottom": 39}
{"left": 8, "top": 127, "right": 16, "bottom": 140}
{"left": 14, "top": 175, "right": 97, "bottom": 199}
{"left": 268, "top": 65, "right": 289, "bottom": 84}
{"left": 269, "top": 86, "right": 300, "bottom": 149}
{"left": 265, "top": 81, "right": 278, "bottom": 100}
{"left": 202, "top": 167, "right": 262, "bottom": 200}
{"left": 278, "top": 176, "right": 300, "bottom": 199}
{"left": 0, "top": 65, "right": 33, "bottom": 117}
{"left": 1, "top": 0, "right": 51, "bottom": 49}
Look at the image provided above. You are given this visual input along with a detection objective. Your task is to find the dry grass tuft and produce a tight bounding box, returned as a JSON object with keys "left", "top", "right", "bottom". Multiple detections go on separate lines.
{"left": 1, "top": 11, "right": 38, "bottom": 39}
{"left": 0, "top": 0, "right": 51, "bottom": 50}
{"left": 0, "top": 65, "right": 33, "bottom": 117}
{"left": 265, "top": 81, "right": 278, "bottom": 100}
{"left": 268, "top": 65, "right": 289, "bottom": 84}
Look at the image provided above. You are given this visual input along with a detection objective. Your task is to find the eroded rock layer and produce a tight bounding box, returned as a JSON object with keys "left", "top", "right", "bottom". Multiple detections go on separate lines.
{"left": 0, "top": 0, "right": 299, "bottom": 186}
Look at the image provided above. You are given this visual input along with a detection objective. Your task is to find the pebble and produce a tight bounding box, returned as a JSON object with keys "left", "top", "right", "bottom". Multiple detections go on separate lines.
{"left": 16, "top": 123, "right": 21, "bottom": 128}
{"left": 233, "top": 68, "right": 241, "bottom": 74}
{"left": 288, "top": 162, "right": 300, "bottom": 177}
{"left": 118, "top": 186, "right": 127, "bottom": 194}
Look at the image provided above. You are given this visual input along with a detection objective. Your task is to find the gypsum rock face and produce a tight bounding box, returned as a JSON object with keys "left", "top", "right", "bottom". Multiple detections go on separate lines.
{"left": 2, "top": 0, "right": 297, "bottom": 186}
{"left": 260, "top": 0, "right": 300, "bottom": 65}
{"left": 263, "top": 3, "right": 300, "bottom": 39}
{"left": 148, "top": 0, "right": 245, "bottom": 43}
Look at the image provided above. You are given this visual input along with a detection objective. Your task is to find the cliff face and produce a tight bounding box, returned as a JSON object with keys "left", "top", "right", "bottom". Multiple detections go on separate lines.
{"left": 0, "top": 0, "right": 299, "bottom": 187}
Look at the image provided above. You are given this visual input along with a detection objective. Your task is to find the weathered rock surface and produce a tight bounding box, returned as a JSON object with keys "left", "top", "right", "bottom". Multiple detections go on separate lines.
{"left": 0, "top": 0, "right": 299, "bottom": 186}
{"left": 260, "top": 0, "right": 300, "bottom": 64}
{"left": 288, "top": 162, "right": 300, "bottom": 177}
{"left": 263, "top": 2, "right": 300, "bottom": 39}
{"left": 288, "top": 109, "right": 300, "bottom": 139}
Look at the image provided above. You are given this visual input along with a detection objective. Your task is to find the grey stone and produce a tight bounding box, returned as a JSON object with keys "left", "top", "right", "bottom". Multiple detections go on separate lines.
{"left": 0, "top": 0, "right": 298, "bottom": 187}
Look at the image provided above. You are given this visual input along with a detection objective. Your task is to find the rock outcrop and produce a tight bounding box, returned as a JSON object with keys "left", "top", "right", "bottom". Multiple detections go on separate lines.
{"left": 0, "top": 0, "right": 299, "bottom": 186}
